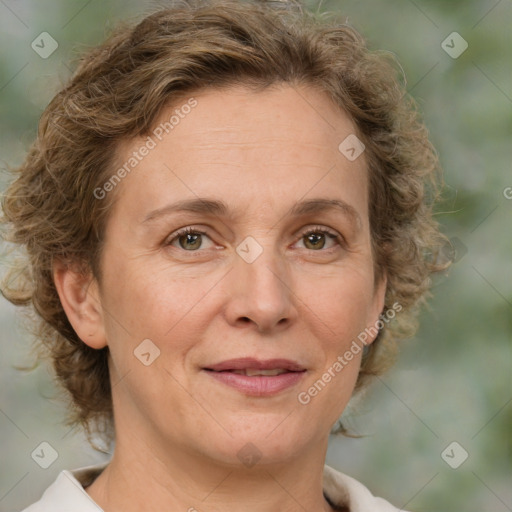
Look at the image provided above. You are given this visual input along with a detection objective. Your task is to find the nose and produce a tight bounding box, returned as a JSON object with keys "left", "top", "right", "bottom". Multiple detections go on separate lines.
{"left": 223, "top": 243, "right": 297, "bottom": 334}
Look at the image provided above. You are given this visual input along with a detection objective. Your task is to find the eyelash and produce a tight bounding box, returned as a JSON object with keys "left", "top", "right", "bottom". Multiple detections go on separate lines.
{"left": 165, "top": 225, "right": 345, "bottom": 253}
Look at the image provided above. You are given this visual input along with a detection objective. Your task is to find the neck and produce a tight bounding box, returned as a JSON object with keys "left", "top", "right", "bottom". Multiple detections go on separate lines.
{"left": 86, "top": 427, "right": 334, "bottom": 512}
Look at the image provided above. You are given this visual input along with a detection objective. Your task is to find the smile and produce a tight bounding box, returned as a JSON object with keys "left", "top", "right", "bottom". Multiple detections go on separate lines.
{"left": 225, "top": 368, "right": 289, "bottom": 376}
{"left": 203, "top": 358, "right": 307, "bottom": 396}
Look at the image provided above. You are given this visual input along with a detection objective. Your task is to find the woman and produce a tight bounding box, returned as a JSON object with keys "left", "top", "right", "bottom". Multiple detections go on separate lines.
{"left": 1, "top": 0, "right": 447, "bottom": 510}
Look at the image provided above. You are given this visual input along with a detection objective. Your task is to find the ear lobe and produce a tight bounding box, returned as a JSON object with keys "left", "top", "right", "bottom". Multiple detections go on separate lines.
{"left": 364, "top": 272, "right": 388, "bottom": 346}
{"left": 53, "top": 260, "right": 107, "bottom": 349}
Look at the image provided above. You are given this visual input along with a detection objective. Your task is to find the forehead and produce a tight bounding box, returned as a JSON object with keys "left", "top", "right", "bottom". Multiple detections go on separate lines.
{"left": 110, "top": 84, "right": 368, "bottom": 223}
{"left": 153, "top": 83, "right": 359, "bottom": 157}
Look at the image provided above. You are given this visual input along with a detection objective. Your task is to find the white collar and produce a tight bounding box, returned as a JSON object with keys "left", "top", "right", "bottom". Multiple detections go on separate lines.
{"left": 22, "top": 463, "right": 405, "bottom": 511}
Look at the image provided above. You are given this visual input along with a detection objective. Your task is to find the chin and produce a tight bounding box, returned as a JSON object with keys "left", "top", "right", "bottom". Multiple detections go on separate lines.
{"left": 201, "top": 418, "right": 315, "bottom": 468}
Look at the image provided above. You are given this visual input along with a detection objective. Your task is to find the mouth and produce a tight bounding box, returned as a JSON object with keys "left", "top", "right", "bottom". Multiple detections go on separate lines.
{"left": 203, "top": 358, "right": 307, "bottom": 396}
{"left": 204, "top": 357, "right": 306, "bottom": 373}
{"left": 211, "top": 368, "right": 292, "bottom": 376}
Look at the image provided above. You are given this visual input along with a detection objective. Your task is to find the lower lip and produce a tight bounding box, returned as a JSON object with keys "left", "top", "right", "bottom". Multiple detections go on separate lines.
{"left": 203, "top": 370, "right": 306, "bottom": 396}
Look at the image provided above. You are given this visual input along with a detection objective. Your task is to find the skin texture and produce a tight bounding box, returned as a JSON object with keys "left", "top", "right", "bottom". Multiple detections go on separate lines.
{"left": 53, "top": 84, "right": 386, "bottom": 512}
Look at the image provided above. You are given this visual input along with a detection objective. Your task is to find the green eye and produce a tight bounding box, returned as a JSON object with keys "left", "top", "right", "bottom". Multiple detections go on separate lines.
{"left": 299, "top": 228, "right": 342, "bottom": 251}
{"left": 166, "top": 226, "right": 343, "bottom": 253}
{"left": 168, "top": 227, "right": 211, "bottom": 251}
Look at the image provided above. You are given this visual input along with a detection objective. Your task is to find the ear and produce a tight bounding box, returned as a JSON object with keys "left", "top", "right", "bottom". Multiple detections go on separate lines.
{"left": 53, "top": 259, "right": 107, "bottom": 349}
{"left": 364, "top": 271, "right": 388, "bottom": 346}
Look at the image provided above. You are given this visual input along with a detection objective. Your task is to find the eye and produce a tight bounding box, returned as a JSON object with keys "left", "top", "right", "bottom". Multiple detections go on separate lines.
{"left": 165, "top": 227, "right": 215, "bottom": 251}
{"left": 296, "top": 227, "right": 344, "bottom": 251}
{"left": 165, "top": 225, "right": 345, "bottom": 253}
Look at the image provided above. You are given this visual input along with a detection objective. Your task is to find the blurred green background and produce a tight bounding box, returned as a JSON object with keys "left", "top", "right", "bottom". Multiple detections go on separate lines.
{"left": 0, "top": 0, "right": 510, "bottom": 511}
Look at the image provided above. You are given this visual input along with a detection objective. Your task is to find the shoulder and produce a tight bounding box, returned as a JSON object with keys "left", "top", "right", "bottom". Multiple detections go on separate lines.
{"left": 20, "top": 463, "right": 107, "bottom": 512}
{"left": 323, "top": 464, "right": 409, "bottom": 512}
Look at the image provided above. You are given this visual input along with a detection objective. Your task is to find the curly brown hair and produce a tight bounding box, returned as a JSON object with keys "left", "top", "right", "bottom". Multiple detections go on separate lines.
{"left": 1, "top": 0, "right": 447, "bottom": 439}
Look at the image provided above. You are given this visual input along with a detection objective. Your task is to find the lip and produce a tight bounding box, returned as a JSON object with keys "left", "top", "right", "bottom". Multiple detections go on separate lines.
{"left": 203, "top": 358, "right": 307, "bottom": 397}
{"left": 204, "top": 358, "right": 305, "bottom": 372}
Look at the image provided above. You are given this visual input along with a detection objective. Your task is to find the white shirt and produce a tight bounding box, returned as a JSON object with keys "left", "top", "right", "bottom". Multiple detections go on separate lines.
{"left": 21, "top": 463, "right": 407, "bottom": 511}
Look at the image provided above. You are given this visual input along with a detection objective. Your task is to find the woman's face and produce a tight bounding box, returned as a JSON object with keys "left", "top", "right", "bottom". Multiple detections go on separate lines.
{"left": 93, "top": 84, "right": 386, "bottom": 466}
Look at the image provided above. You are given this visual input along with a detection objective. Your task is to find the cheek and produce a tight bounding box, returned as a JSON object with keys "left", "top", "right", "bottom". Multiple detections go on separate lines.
{"left": 100, "top": 259, "right": 218, "bottom": 360}
{"left": 302, "top": 265, "right": 377, "bottom": 346}
{"left": 292, "top": 266, "right": 375, "bottom": 418}
{"left": 296, "top": 343, "right": 362, "bottom": 430}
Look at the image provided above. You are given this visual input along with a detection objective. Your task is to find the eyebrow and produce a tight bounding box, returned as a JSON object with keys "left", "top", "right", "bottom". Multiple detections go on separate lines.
{"left": 142, "top": 197, "right": 361, "bottom": 228}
